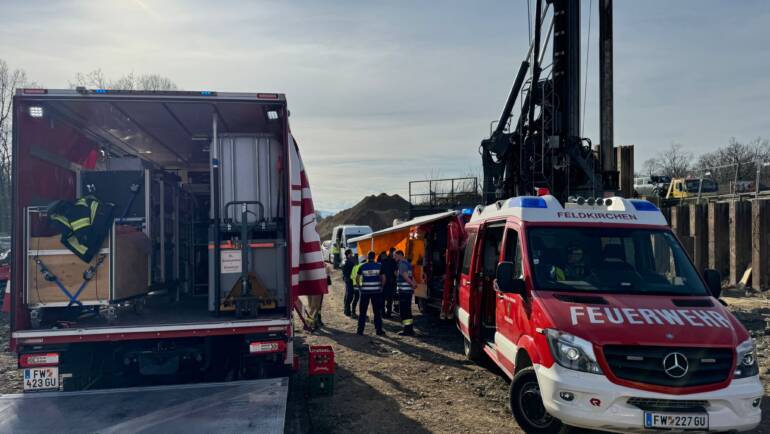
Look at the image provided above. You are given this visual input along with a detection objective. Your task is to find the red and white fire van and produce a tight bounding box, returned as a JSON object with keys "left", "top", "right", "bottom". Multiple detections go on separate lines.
{"left": 456, "top": 195, "right": 763, "bottom": 433}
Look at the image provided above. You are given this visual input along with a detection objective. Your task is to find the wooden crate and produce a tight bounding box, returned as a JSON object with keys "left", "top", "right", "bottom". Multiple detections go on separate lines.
{"left": 27, "top": 236, "right": 111, "bottom": 307}
{"left": 26, "top": 226, "right": 151, "bottom": 306}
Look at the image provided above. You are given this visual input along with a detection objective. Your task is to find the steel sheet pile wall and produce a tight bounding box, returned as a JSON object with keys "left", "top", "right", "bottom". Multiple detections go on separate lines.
{"left": 665, "top": 198, "right": 770, "bottom": 291}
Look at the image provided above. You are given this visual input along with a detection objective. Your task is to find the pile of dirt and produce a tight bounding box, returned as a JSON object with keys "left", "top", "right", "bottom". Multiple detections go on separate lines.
{"left": 316, "top": 193, "right": 410, "bottom": 241}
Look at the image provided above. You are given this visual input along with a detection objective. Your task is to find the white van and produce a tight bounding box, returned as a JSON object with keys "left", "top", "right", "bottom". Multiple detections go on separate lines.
{"left": 331, "top": 225, "right": 373, "bottom": 266}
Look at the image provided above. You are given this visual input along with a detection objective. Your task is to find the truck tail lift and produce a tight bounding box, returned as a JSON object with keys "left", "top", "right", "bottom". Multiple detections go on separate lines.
{"left": 481, "top": 0, "right": 618, "bottom": 204}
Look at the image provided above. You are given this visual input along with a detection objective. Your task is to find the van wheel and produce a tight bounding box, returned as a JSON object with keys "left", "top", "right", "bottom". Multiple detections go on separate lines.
{"left": 510, "top": 366, "right": 562, "bottom": 434}
{"left": 463, "top": 337, "right": 483, "bottom": 362}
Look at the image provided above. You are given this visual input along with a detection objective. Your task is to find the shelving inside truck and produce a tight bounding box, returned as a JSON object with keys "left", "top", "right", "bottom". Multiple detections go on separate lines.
{"left": 14, "top": 90, "right": 290, "bottom": 331}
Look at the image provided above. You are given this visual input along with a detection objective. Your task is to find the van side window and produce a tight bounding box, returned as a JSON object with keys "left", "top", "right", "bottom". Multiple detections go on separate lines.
{"left": 504, "top": 229, "right": 523, "bottom": 278}
{"left": 481, "top": 226, "right": 505, "bottom": 277}
{"left": 461, "top": 231, "right": 477, "bottom": 275}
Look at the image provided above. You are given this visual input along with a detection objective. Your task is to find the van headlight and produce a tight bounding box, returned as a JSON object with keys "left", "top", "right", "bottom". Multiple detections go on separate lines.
{"left": 545, "top": 329, "right": 603, "bottom": 375}
{"left": 735, "top": 338, "right": 759, "bottom": 378}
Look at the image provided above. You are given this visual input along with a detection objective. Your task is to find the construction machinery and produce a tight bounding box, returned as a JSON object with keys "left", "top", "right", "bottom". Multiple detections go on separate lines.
{"left": 480, "top": 0, "right": 618, "bottom": 204}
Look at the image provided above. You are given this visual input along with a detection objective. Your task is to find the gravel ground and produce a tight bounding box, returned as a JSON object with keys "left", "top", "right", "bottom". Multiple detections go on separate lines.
{"left": 0, "top": 316, "right": 21, "bottom": 394}
{"left": 287, "top": 275, "right": 770, "bottom": 434}
{"left": 286, "top": 271, "right": 521, "bottom": 434}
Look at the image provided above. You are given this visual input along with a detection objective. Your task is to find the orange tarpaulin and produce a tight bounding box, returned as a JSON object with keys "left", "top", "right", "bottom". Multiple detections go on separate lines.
{"left": 354, "top": 227, "right": 427, "bottom": 289}
{"left": 348, "top": 211, "right": 465, "bottom": 315}
{"left": 356, "top": 228, "right": 409, "bottom": 259}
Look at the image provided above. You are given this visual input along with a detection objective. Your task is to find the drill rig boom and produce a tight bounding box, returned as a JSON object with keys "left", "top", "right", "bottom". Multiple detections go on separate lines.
{"left": 481, "top": 0, "right": 618, "bottom": 204}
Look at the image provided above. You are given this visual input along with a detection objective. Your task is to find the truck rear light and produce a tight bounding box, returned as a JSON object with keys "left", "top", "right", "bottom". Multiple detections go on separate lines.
{"left": 22, "top": 88, "right": 47, "bottom": 94}
{"left": 20, "top": 353, "right": 59, "bottom": 368}
{"left": 249, "top": 340, "right": 286, "bottom": 354}
{"left": 28, "top": 106, "right": 44, "bottom": 118}
{"left": 257, "top": 93, "right": 279, "bottom": 99}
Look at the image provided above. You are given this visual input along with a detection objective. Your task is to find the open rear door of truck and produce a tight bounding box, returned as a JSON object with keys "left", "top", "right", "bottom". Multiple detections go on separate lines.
{"left": 0, "top": 377, "right": 288, "bottom": 433}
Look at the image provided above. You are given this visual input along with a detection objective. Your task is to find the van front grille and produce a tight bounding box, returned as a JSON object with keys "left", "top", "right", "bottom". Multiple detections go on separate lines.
{"left": 603, "top": 345, "right": 732, "bottom": 388}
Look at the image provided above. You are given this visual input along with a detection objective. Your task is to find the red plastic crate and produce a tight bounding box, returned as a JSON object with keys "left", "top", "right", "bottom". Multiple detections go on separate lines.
{"left": 308, "top": 345, "right": 335, "bottom": 376}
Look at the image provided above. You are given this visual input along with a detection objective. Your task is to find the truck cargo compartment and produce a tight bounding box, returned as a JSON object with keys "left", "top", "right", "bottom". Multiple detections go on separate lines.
{"left": 12, "top": 90, "right": 291, "bottom": 336}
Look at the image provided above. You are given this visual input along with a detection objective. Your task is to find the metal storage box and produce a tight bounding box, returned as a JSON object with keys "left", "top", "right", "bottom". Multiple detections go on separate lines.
{"left": 212, "top": 134, "right": 281, "bottom": 224}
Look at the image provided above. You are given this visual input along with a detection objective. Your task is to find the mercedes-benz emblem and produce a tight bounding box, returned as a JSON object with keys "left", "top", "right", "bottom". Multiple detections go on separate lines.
{"left": 662, "top": 352, "right": 689, "bottom": 378}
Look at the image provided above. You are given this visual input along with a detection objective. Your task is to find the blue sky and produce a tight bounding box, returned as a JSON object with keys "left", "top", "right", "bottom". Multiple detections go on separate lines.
{"left": 2, "top": 0, "right": 769, "bottom": 211}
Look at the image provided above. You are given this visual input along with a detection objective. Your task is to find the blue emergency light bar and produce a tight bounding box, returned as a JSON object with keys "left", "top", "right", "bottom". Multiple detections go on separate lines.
{"left": 76, "top": 87, "right": 218, "bottom": 97}
{"left": 509, "top": 197, "right": 547, "bottom": 209}
{"left": 629, "top": 200, "right": 659, "bottom": 212}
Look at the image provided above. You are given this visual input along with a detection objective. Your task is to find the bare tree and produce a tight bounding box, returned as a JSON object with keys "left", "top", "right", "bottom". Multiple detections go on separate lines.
{"left": 644, "top": 143, "right": 692, "bottom": 179}
{"left": 641, "top": 158, "right": 658, "bottom": 177}
{"left": 694, "top": 137, "right": 770, "bottom": 181}
{"left": 71, "top": 68, "right": 178, "bottom": 91}
{"left": 0, "top": 59, "right": 36, "bottom": 233}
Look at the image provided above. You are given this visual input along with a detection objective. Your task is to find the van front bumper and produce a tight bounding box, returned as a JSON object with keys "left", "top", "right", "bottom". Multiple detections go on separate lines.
{"left": 534, "top": 363, "right": 763, "bottom": 433}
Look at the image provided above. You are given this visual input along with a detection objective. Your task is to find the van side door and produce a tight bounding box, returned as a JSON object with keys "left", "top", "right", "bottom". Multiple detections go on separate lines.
{"left": 495, "top": 225, "right": 525, "bottom": 370}
{"left": 456, "top": 228, "right": 478, "bottom": 339}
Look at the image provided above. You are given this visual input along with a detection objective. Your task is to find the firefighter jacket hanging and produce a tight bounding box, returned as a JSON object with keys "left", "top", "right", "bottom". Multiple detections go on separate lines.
{"left": 47, "top": 195, "right": 115, "bottom": 262}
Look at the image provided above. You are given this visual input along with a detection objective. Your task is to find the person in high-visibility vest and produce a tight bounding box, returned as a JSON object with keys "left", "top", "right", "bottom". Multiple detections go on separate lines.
{"left": 395, "top": 250, "right": 417, "bottom": 336}
{"left": 357, "top": 251, "right": 386, "bottom": 336}
{"left": 332, "top": 242, "right": 341, "bottom": 269}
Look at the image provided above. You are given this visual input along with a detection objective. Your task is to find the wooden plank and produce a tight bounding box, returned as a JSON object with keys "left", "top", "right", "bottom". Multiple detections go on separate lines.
{"left": 729, "top": 200, "right": 752, "bottom": 286}
{"left": 752, "top": 199, "right": 770, "bottom": 291}
{"left": 689, "top": 204, "right": 708, "bottom": 272}
{"left": 707, "top": 202, "right": 729, "bottom": 277}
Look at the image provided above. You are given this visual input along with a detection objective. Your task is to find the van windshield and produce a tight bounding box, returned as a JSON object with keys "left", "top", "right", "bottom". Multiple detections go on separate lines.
{"left": 685, "top": 179, "right": 717, "bottom": 193}
{"left": 526, "top": 227, "right": 709, "bottom": 296}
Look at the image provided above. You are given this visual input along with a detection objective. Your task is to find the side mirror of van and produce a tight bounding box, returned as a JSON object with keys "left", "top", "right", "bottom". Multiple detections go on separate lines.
{"left": 703, "top": 269, "right": 722, "bottom": 298}
{"left": 495, "top": 262, "right": 525, "bottom": 295}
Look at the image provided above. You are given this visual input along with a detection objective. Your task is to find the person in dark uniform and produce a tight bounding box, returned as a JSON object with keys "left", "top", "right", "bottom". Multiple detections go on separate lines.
{"left": 395, "top": 250, "right": 417, "bottom": 336}
{"left": 341, "top": 250, "right": 358, "bottom": 317}
{"left": 380, "top": 247, "right": 398, "bottom": 318}
{"left": 357, "top": 251, "right": 386, "bottom": 336}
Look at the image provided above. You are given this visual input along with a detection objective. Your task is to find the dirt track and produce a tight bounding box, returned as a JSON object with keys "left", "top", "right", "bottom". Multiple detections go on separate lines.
{"left": 286, "top": 270, "right": 519, "bottom": 434}
{"left": 287, "top": 272, "right": 770, "bottom": 434}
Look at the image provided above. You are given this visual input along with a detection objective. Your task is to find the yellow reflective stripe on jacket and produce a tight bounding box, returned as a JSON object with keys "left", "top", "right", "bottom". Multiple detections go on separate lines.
{"left": 402, "top": 319, "right": 414, "bottom": 325}
{"left": 50, "top": 215, "right": 72, "bottom": 230}
{"left": 89, "top": 200, "right": 98, "bottom": 221}
{"left": 66, "top": 236, "right": 88, "bottom": 254}
{"left": 70, "top": 217, "right": 91, "bottom": 231}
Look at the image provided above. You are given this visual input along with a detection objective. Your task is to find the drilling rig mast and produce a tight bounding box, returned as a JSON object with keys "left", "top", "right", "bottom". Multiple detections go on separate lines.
{"left": 480, "top": 0, "right": 618, "bottom": 204}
